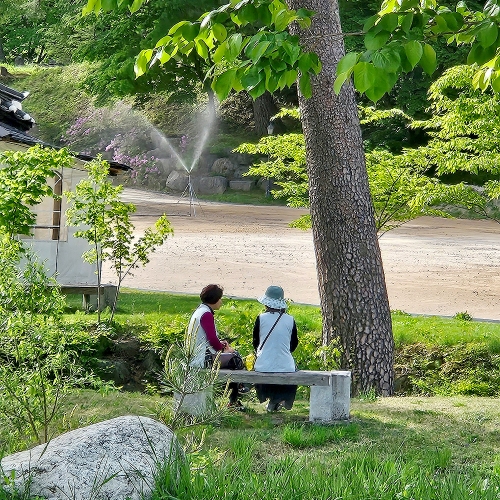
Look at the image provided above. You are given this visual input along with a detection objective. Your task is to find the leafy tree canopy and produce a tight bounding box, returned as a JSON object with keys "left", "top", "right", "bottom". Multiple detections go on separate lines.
{"left": 336, "top": 0, "right": 500, "bottom": 102}
{"left": 84, "top": 0, "right": 322, "bottom": 101}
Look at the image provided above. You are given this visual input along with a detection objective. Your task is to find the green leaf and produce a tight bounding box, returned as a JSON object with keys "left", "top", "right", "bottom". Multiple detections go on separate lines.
{"left": 271, "top": 58, "right": 288, "bottom": 72}
{"left": 282, "top": 41, "right": 301, "bottom": 65}
{"left": 238, "top": 3, "right": 259, "bottom": 23}
{"left": 400, "top": 13, "right": 414, "bottom": 33}
{"left": 477, "top": 22, "right": 498, "bottom": 49}
{"left": 467, "top": 43, "right": 497, "bottom": 66}
{"left": 363, "top": 15, "right": 379, "bottom": 32}
{"left": 181, "top": 22, "right": 199, "bottom": 42}
{"left": 134, "top": 49, "right": 152, "bottom": 77}
{"left": 431, "top": 15, "right": 448, "bottom": 35}
{"left": 376, "top": 13, "right": 399, "bottom": 33}
{"left": 491, "top": 71, "right": 500, "bottom": 92}
{"left": 354, "top": 62, "right": 378, "bottom": 93}
{"left": 472, "top": 68, "right": 492, "bottom": 91}
{"left": 241, "top": 68, "right": 262, "bottom": 89}
{"left": 226, "top": 33, "right": 243, "bottom": 61}
{"left": 273, "top": 9, "right": 292, "bottom": 31}
{"left": 404, "top": 40, "right": 423, "bottom": 69}
{"left": 334, "top": 72, "right": 350, "bottom": 95}
{"left": 371, "top": 48, "right": 401, "bottom": 73}
{"left": 440, "top": 12, "right": 463, "bottom": 32}
{"left": 129, "top": 0, "right": 143, "bottom": 13}
{"left": 299, "top": 73, "right": 312, "bottom": 98}
{"left": 298, "top": 53, "right": 314, "bottom": 73}
{"left": 247, "top": 41, "right": 271, "bottom": 62}
{"left": 155, "top": 35, "right": 171, "bottom": 49}
{"left": 365, "top": 69, "right": 397, "bottom": 103}
{"left": 212, "top": 69, "right": 236, "bottom": 101}
{"left": 285, "top": 69, "right": 298, "bottom": 87}
{"left": 419, "top": 44, "right": 437, "bottom": 75}
{"left": 213, "top": 42, "right": 227, "bottom": 64}
{"left": 195, "top": 39, "right": 209, "bottom": 59}
{"left": 212, "top": 23, "right": 227, "bottom": 42}
{"left": 266, "top": 70, "right": 279, "bottom": 93}
{"left": 168, "top": 21, "right": 189, "bottom": 37}
{"left": 248, "top": 78, "right": 266, "bottom": 99}
{"left": 337, "top": 52, "right": 359, "bottom": 75}
{"left": 365, "top": 30, "right": 391, "bottom": 50}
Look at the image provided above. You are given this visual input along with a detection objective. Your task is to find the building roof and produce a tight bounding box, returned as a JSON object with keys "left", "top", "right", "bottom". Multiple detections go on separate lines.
{"left": 0, "top": 83, "right": 131, "bottom": 175}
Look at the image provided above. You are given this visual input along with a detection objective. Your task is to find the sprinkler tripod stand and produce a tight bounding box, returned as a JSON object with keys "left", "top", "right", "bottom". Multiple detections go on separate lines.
{"left": 178, "top": 173, "right": 202, "bottom": 216}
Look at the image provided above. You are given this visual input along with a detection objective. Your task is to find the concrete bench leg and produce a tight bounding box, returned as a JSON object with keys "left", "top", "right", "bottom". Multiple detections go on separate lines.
{"left": 309, "top": 374, "right": 351, "bottom": 423}
{"left": 174, "top": 388, "right": 213, "bottom": 416}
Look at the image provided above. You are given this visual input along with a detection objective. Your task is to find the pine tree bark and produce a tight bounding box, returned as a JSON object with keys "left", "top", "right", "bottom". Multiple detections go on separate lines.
{"left": 252, "top": 91, "right": 278, "bottom": 137}
{"left": 286, "top": 0, "right": 394, "bottom": 395}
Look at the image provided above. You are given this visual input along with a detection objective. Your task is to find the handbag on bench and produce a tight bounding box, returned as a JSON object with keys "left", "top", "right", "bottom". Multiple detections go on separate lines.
{"left": 205, "top": 350, "right": 244, "bottom": 370}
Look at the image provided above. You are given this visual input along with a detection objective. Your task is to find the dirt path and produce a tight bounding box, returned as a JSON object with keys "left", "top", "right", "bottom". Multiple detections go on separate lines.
{"left": 103, "top": 188, "right": 500, "bottom": 321}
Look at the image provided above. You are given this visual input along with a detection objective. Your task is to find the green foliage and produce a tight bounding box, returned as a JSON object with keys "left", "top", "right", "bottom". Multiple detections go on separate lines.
{"left": 0, "top": 0, "right": 83, "bottom": 64}
{"left": 65, "top": 159, "right": 173, "bottom": 322}
{"left": 237, "top": 113, "right": 451, "bottom": 233}
{"left": 409, "top": 65, "right": 500, "bottom": 179}
{"left": 454, "top": 311, "right": 473, "bottom": 322}
{"left": 0, "top": 146, "right": 71, "bottom": 239}
{"left": 373, "top": 65, "right": 500, "bottom": 222}
{"left": 337, "top": 1, "right": 500, "bottom": 101}
{"left": 86, "top": 0, "right": 320, "bottom": 101}
{"left": 77, "top": 1, "right": 223, "bottom": 102}
{"left": 396, "top": 342, "right": 500, "bottom": 396}
{"left": 0, "top": 240, "right": 102, "bottom": 445}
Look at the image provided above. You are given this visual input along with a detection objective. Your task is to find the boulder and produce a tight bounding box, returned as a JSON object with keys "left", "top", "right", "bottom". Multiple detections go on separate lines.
{"left": 1, "top": 416, "right": 182, "bottom": 500}
{"left": 194, "top": 176, "right": 228, "bottom": 195}
{"left": 156, "top": 157, "right": 183, "bottom": 176}
{"left": 211, "top": 158, "right": 236, "bottom": 177}
{"left": 165, "top": 171, "right": 189, "bottom": 192}
{"left": 229, "top": 180, "right": 253, "bottom": 191}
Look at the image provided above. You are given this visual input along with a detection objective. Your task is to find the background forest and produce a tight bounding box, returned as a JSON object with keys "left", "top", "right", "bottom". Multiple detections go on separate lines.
{"left": 1, "top": 0, "right": 497, "bottom": 221}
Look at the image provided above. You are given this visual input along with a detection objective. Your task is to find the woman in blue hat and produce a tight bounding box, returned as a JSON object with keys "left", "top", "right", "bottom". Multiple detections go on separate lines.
{"left": 253, "top": 285, "right": 298, "bottom": 411}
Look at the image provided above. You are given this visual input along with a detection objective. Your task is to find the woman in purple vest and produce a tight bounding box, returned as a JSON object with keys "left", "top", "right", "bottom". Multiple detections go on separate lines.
{"left": 187, "top": 284, "right": 244, "bottom": 410}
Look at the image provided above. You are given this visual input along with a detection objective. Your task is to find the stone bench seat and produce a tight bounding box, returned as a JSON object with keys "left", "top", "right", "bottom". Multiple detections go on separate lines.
{"left": 179, "top": 369, "right": 351, "bottom": 423}
{"left": 58, "top": 283, "right": 117, "bottom": 311}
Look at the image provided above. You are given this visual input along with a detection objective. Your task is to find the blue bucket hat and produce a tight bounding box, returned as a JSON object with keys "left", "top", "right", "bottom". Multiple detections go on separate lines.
{"left": 258, "top": 285, "right": 287, "bottom": 310}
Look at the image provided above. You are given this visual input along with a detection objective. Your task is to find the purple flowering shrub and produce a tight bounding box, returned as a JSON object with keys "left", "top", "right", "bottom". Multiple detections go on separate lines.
{"left": 61, "top": 104, "right": 170, "bottom": 190}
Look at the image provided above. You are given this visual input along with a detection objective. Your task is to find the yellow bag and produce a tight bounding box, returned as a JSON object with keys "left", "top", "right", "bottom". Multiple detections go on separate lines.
{"left": 244, "top": 353, "right": 256, "bottom": 371}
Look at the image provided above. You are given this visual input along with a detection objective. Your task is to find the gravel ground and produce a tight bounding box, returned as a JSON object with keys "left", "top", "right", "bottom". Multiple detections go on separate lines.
{"left": 102, "top": 188, "right": 500, "bottom": 321}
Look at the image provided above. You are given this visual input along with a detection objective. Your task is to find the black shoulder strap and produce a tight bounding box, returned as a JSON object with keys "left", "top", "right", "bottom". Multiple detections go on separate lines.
{"left": 257, "top": 312, "right": 284, "bottom": 352}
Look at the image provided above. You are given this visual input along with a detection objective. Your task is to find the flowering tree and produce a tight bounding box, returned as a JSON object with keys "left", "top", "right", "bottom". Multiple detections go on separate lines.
{"left": 61, "top": 104, "right": 165, "bottom": 189}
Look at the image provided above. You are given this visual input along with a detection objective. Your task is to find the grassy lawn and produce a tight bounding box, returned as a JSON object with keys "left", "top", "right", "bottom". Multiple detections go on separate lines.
{"left": 4, "top": 389, "right": 500, "bottom": 498}
{"left": 4, "top": 290, "right": 500, "bottom": 498}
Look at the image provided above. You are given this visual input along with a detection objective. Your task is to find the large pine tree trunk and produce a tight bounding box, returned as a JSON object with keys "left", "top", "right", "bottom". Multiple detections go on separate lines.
{"left": 286, "top": 0, "right": 394, "bottom": 395}
{"left": 252, "top": 91, "right": 278, "bottom": 137}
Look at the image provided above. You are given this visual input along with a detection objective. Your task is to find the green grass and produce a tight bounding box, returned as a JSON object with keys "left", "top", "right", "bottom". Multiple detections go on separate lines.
{"left": 4, "top": 392, "right": 500, "bottom": 499}
{"left": 60, "top": 289, "right": 500, "bottom": 397}
{"left": 197, "top": 188, "right": 288, "bottom": 205}
{"left": 64, "top": 290, "right": 500, "bottom": 350}
{"left": 392, "top": 310, "right": 500, "bottom": 350}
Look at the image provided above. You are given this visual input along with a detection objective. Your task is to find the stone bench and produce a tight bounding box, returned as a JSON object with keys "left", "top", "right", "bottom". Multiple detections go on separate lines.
{"left": 59, "top": 283, "right": 117, "bottom": 311}
{"left": 178, "top": 369, "right": 351, "bottom": 423}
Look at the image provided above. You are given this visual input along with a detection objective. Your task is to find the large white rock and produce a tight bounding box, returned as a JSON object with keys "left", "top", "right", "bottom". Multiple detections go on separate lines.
{"left": 1, "top": 416, "right": 182, "bottom": 500}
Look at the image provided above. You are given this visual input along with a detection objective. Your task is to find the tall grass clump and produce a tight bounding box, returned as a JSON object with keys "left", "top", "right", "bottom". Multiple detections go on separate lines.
{"left": 149, "top": 449, "right": 500, "bottom": 499}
